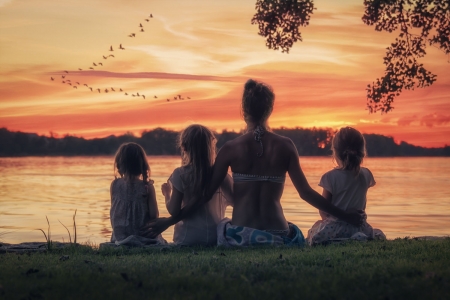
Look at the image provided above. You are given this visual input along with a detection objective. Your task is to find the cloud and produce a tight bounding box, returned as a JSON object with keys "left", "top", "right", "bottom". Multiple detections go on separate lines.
{"left": 420, "top": 114, "right": 450, "bottom": 128}
{"left": 47, "top": 70, "right": 238, "bottom": 82}
{"left": 397, "top": 115, "right": 418, "bottom": 126}
{"left": 0, "top": 0, "right": 13, "bottom": 8}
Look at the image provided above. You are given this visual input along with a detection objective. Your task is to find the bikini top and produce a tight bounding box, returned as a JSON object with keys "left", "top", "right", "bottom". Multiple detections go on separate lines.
{"left": 232, "top": 172, "right": 286, "bottom": 184}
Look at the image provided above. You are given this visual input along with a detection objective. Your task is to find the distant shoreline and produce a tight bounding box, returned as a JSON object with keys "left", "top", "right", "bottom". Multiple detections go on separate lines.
{"left": 1, "top": 127, "right": 449, "bottom": 157}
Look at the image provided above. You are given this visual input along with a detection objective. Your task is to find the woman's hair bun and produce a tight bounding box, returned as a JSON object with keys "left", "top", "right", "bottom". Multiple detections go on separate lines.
{"left": 244, "top": 79, "right": 257, "bottom": 91}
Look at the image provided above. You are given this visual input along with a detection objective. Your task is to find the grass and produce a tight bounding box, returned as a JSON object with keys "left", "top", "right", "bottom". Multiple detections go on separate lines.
{"left": 0, "top": 239, "right": 449, "bottom": 299}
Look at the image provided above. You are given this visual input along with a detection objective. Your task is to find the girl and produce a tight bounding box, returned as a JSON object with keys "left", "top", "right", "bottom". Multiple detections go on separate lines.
{"left": 162, "top": 124, "right": 233, "bottom": 246}
{"left": 110, "top": 142, "right": 166, "bottom": 246}
{"left": 307, "top": 127, "right": 385, "bottom": 245}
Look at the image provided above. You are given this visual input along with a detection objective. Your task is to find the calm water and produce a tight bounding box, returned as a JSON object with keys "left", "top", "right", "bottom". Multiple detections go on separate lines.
{"left": 0, "top": 156, "right": 449, "bottom": 244}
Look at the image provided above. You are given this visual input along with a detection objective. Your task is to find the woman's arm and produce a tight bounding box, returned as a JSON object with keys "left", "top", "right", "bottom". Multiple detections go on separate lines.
{"left": 286, "top": 140, "right": 362, "bottom": 226}
{"left": 319, "top": 188, "right": 332, "bottom": 220}
{"left": 147, "top": 183, "right": 159, "bottom": 220}
{"left": 220, "top": 174, "right": 234, "bottom": 207}
{"left": 162, "top": 180, "right": 184, "bottom": 216}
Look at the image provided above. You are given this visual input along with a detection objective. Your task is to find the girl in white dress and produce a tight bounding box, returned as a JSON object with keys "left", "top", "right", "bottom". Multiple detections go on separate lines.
{"left": 110, "top": 142, "right": 166, "bottom": 246}
{"left": 162, "top": 124, "right": 233, "bottom": 246}
{"left": 307, "top": 127, "right": 385, "bottom": 245}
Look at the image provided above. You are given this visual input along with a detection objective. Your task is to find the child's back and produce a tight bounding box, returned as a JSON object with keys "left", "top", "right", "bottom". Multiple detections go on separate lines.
{"left": 320, "top": 167, "right": 375, "bottom": 213}
{"left": 110, "top": 178, "right": 152, "bottom": 242}
{"left": 168, "top": 165, "right": 232, "bottom": 246}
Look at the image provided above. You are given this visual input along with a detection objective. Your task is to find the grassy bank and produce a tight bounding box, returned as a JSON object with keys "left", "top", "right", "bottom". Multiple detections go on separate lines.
{"left": 0, "top": 239, "right": 449, "bottom": 299}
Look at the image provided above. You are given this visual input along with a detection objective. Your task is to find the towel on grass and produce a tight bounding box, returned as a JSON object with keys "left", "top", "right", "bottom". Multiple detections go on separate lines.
{"left": 217, "top": 218, "right": 305, "bottom": 247}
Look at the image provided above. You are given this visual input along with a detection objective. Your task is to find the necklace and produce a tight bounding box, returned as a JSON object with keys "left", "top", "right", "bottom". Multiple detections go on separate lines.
{"left": 253, "top": 125, "right": 265, "bottom": 157}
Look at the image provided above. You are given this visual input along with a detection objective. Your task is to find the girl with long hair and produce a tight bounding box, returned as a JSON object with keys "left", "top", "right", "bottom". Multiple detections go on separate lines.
{"left": 161, "top": 124, "right": 233, "bottom": 246}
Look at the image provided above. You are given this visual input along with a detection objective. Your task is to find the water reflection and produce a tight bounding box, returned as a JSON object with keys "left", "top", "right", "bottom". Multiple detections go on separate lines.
{"left": 0, "top": 156, "right": 449, "bottom": 244}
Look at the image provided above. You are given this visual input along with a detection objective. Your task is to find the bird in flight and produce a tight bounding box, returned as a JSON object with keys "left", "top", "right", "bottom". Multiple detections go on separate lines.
{"left": 76, "top": 82, "right": 80, "bottom": 85}
{"left": 89, "top": 67, "right": 94, "bottom": 70}
{"left": 174, "top": 97, "right": 177, "bottom": 100}
{"left": 177, "top": 94, "right": 181, "bottom": 99}
{"left": 142, "top": 95, "right": 146, "bottom": 99}
{"left": 167, "top": 99, "right": 170, "bottom": 102}
{"left": 64, "top": 70, "right": 69, "bottom": 73}
{"left": 125, "top": 93, "right": 128, "bottom": 95}
{"left": 132, "top": 94, "right": 135, "bottom": 97}
{"left": 108, "top": 55, "right": 115, "bottom": 58}
{"left": 50, "top": 77, "right": 54, "bottom": 81}
{"left": 140, "top": 28, "right": 144, "bottom": 32}
{"left": 103, "top": 55, "right": 108, "bottom": 59}
{"left": 109, "top": 46, "right": 114, "bottom": 51}
{"left": 119, "top": 44, "right": 125, "bottom": 50}
{"left": 145, "top": 19, "right": 149, "bottom": 22}
{"left": 139, "top": 23, "right": 143, "bottom": 28}
{"left": 136, "top": 92, "right": 140, "bottom": 96}
{"left": 111, "top": 87, "right": 115, "bottom": 92}
{"left": 128, "top": 33, "right": 136, "bottom": 37}
{"left": 93, "top": 63, "right": 97, "bottom": 66}
{"left": 98, "top": 62, "right": 103, "bottom": 66}
{"left": 73, "top": 86, "right": 77, "bottom": 89}
{"left": 68, "top": 83, "right": 72, "bottom": 85}
{"left": 97, "top": 88, "right": 101, "bottom": 93}
{"left": 119, "top": 88, "right": 123, "bottom": 92}
{"left": 154, "top": 95, "right": 157, "bottom": 98}
{"left": 105, "top": 88, "right": 109, "bottom": 93}
{"left": 62, "top": 81, "right": 65, "bottom": 83}
{"left": 150, "top": 14, "right": 153, "bottom": 18}
{"left": 187, "top": 97, "right": 191, "bottom": 99}
{"left": 78, "top": 68, "right": 83, "bottom": 71}
{"left": 84, "top": 84, "right": 88, "bottom": 87}
{"left": 89, "top": 87, "right": 93, "bottom": 91}
{"left": 62, "top": 75, "right": 65, "bottom": 79}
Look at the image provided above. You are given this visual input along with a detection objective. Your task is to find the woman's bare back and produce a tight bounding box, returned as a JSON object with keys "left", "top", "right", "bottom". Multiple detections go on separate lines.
{"left": 221, "top": 131, "right": 296, "bottom": 230}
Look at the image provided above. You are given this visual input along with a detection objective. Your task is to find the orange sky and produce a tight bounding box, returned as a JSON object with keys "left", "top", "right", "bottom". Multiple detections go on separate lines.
{"left": 0, "top": 0, "right": 449, "bottom": 147}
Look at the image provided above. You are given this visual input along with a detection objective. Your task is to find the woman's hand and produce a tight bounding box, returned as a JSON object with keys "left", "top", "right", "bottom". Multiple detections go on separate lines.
{"left": 141, "top": 217, "right": 174, "bottom": 238}
{"left": 344, "top": 209, "right": 366, "bottom": 226}
{"left": 161, "top": 181, "right": 171, "bottom": 197}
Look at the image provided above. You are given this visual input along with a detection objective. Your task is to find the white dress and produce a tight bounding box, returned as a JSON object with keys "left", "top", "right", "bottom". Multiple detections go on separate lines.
{"left": 307, "top": 167, "right": 385, "bottom": 245}
{"left": 110, "top": 178, "right": 166, "bottom": 246}
{"left": 167, "top": 166, "right": 233, "bottom": 246}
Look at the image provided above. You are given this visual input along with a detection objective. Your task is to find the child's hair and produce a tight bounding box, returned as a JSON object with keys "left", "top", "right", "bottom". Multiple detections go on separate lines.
{"left": 178, "top": 124, "right": 216, "bottom": 199}
{"left": 332, "top": 127, "right": 366, "bottom": 174}
{"left": 114, "top": 142, "right": 150, "bottom": 184}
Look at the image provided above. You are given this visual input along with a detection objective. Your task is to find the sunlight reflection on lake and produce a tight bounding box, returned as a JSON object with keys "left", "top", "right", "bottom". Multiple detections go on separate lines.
{"left": 0, "top": 156, "right": 449, "bottom": 244}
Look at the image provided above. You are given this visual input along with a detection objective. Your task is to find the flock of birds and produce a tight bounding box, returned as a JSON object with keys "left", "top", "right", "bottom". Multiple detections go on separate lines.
{"left": 50, "top": 13, "right": 191, "bottom": 103}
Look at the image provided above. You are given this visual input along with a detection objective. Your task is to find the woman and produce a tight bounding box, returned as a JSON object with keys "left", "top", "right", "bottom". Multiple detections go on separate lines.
{"left": 143, "top": 79, "right": 364, "bottom": 245}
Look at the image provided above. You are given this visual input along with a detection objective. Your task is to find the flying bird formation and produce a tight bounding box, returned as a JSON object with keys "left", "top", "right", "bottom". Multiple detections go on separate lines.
{"left": 50, "top": 13, "right": 192, "bottom": 104}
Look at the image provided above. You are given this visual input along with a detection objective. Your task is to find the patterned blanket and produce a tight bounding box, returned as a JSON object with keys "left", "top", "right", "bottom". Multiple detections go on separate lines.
{"left": 217, "top": 218, "right": 305, "bottom": 247}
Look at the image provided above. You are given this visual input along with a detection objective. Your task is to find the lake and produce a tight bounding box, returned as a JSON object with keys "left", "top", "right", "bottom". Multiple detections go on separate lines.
{"left": 0, "top": 156, "right": 449, "bottom": 244}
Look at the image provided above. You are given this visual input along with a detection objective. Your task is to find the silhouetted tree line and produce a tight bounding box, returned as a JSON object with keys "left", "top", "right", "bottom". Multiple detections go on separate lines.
{"left": 0, "top": 127, "right": 448, "bottom": 157}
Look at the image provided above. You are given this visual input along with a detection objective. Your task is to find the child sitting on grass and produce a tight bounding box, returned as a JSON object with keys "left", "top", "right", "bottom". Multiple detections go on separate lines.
{"left": 162, "top": 124, "right": 233, "bottom": 246}
{"left": 307, "top": 127, "right": 385, "bottom": 245}
{"left": 110, "top": 142, "right": 166, "bottom": 246}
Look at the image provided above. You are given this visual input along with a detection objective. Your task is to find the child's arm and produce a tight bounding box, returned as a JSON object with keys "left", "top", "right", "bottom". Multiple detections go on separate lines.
{"left": 147, "top": 183, "right": 159, "bottom": 220}
{"left": 162, "top": 180, "right": 184, "bottom": 216}
{"left": 319, "top": 188, "right": 332, "bottom": 220}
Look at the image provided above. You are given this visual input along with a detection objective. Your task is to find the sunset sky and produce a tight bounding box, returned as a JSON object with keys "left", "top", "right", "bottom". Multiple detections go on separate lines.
{"left": 0, "top": 0, "right": 449, "bottom": 147}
